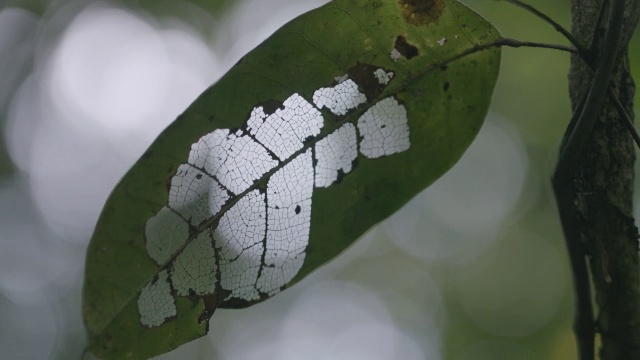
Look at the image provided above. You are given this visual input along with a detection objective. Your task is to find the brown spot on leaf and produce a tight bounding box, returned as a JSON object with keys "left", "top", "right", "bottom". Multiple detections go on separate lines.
{"left": 347, "top": 62, "right": 392, "bottom": 99}
{"left": 394, "top": 35, "right": 419, "bottom": 60}
{"left": 398, "top": 0, "right": 445, "bottom": 26}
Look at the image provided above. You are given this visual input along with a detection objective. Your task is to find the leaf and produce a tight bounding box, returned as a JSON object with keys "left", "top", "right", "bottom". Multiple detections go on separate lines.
{"left": 82, "top": 0, "right": 501, "bottom": 358}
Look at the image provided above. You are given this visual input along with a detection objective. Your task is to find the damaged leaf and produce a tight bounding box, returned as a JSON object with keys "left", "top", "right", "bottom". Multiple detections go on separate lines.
{"left": 82, "top": 0, "right": 501, "bottom": 358}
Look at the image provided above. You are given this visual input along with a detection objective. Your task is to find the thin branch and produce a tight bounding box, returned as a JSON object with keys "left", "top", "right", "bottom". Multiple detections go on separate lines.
{"left": 500, "top": 0, "right": 589, "bottom": 57}
{"left": 442, "top": 36, "right": 639, "bottom": 153}
{"left": 494, "top": 38, "right": 578, "bottom": 53}
{"left": 561, "top": 87, "right": 591, "bottom": 150}
{"left": 500, "top": 0, "right": 639, "bottom": 151}
{"left": 609, "top": 87, "right": 640, "bottom": 148}
{"left": 441, "top": 38, "right": 577, "bottom": 68}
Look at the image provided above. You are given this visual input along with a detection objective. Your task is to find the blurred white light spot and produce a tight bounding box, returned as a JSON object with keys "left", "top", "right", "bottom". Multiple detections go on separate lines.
{"left": 5, "top": 3, "right": 220, "bottom": 240}
{"left": 49, "top": 5, "right": 171, "bottom": 132}
{"left": 47, "top": 3, "right": 219, "bottom": 137}
{"left": 338, "top": 255, "right": 445, "bottom": 358}
{"left": 384, "top": 115, "right": 530, "bottom": 263}
{"left": 26, "top": 120, "right": 129, "bottom": 240}
{"left": 454, "top": 229, "right": 566, "bottom": 337}
{"left": 276, "top": 280, "right": 427, "bottom": 360}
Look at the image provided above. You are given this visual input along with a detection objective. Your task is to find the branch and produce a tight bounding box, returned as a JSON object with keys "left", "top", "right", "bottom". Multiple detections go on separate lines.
{"left": 500, "top": 0, "right": 591, "bottom": 59}
{"left": 552, "top": 0, "right": 627, "bottom": 359}
{"left": 555, "top": 0, "right": 625, "bottom": 177}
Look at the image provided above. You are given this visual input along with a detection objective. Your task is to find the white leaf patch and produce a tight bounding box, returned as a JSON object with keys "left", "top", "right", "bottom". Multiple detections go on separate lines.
{"left": 315, "top": 123, "right": 358, "bottom": 188}
{"left": 357, "top": 97, "right": 410, "bottom": 158}
{"left": 169, "top": 165, "right": 230, "bottom": 226}
{"left": 140, "top": 79, "right": 411, "bottom": 327}
{"left": 138, "top": 270, "right": 176, "bottom": 328}
{"left": 258, "top": 149, "right": 313, "bottom": 295}
{"left": 171, "top": 230, "right": 217, "bottom": 296}
{"left": 145, "top": 207, "right": 189, "bottom": 265}
{"left": 390, "top": 48, "right": 402, "bottom": 62}
{"left": 188, "top": 129, "right": 278, "bottom": 195}
{"left": 373, "top": 68, "right": 394, "bottom": 85}
{"left": 247, "top": 94, "right": 324, "bottom": 160}
{"left": 217, "top": 190, "right": 266, "bottom": 301}
{"left": 313, "top": 79, "right": 367, "bottom": 116}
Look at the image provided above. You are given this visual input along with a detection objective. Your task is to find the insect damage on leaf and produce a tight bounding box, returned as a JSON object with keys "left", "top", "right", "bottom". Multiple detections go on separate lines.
{"left": 137, "top": 270, "right": 176, "bottom": 328}
{"left": 398, "top": 0, "right": 445, "bottom": 26}
{"left": 347, "top": 62, "right": 395, "bottom": 99}
{"left": 393, "top": 35, "right": 420, "bottom": 60}
{"left": 313, "top": 79, "right": 367, "bottom": 116}
{"left": 373, "top": 68, "right": 394, "bottom": 85}
{"left": 357, "top": 97, "right": 410, "bottom": 159}
{"left": 83, "top": 0, "right": 502, "bottom": 357}
{"left": 139, "top": 73, "right": 408, "bottom": 328}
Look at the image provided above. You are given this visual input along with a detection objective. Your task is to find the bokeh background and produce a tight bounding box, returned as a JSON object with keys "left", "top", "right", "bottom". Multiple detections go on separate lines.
{"left": 1, "top": 0, "right": 639, "bottom": 359}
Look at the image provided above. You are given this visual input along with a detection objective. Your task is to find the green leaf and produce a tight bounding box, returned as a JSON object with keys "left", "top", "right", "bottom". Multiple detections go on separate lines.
{"left": 82, "top": 0, "right": 501, "bottom": 358}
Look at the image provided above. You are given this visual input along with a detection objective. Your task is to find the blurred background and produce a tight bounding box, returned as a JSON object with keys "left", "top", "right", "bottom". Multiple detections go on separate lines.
{"left": 0, "top": 0, "right": 638, "bottom": 359}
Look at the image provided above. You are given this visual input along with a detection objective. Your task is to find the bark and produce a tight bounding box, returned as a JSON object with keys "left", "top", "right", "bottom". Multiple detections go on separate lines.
{"left": 563, "top": 0, "right": 640, "bottom": 358}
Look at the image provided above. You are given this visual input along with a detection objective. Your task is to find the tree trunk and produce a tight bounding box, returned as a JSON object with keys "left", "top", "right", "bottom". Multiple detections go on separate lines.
{"left": 564, "top": 0, "right": 640, "bottom": 358}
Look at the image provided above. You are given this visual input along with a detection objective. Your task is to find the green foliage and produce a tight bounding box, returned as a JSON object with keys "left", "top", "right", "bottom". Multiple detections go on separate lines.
{"left": 82, "top": 0, "right": 501, "bottom": 358}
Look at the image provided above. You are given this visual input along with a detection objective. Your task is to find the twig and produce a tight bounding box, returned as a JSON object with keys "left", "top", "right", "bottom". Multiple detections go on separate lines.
{"left": 501, "top": 0, "right": 640, "bottom": 151}
{"left": 439, "top": 38, "right": 577, "bottom": 68}
{"left": 500, "top": 0, "right": 589, "bottom": 58}
{"left": 493, "top": 38, "right": 578, "bottom": 53}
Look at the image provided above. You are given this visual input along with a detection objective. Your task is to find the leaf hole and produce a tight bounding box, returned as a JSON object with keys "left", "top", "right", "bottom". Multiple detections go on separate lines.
{"left": 394, "top": 35, "right": 419, "bottom": 60}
